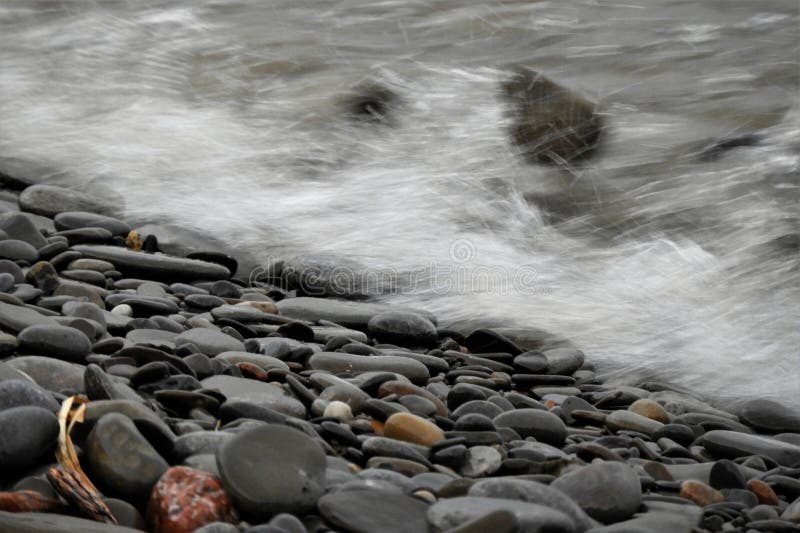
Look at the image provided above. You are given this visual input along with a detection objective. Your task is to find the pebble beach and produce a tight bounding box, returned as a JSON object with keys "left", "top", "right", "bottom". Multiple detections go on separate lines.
{"left": 0, "top": 181, "right": 799, "bottom": 532}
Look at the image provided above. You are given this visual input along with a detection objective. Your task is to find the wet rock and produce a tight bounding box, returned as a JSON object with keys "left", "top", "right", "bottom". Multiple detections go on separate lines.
{"left": 19, "top": 184, "right": 113, "bottom": 217}
{"left": 201, "top": 375, "right": 306, "bottom": 418}
{"left": 309, "top": 352, "right": 430, "bottom": 385}
{"left": 0, "top": 379, "right": 59, "bottom": 412}
{"left": 503, "top": 68, "right": 602, "bottom": 164}
{"left": 216, "top": 424, "right": 326, "bottom": 519}
{"left": 0, "top": 301, "right": 57, "bottom": 332}
{"left": 72, "top": 245, "right": 230, "bottom": 282}
{"left": 0, "top": 406, "right": 59, "bottom": 479}
{"left": 740, "top": 398, "right": 800, "bottom": 433}
{"left": 748, "top": 479, "right": 780, "bottom": 506}
{"left": 86, "top": 412, "right": 169, "bottom": 502}
{"left": 146, "top": 466, "right": 238, "bottom": 533}
{"left": 493, "top": 408, "right": 567, "bottom": 446}
{"left": 459, "top": 446, "right": 502, "bottom": 478}
{"left": 0, "top": 511, "right": 143, "bottom": 532}
{"left": 0, "top": 213, "right": 48, "bottom": 248}
{"left": 0, "top": 240, "right": 38, "bottom": 262}
{"left": 586, "top": 509, "right": 701, "bottom": 532}
{"left": 368, "top": 311, "right": 438, "bottom": 347}
{"left": 700, "top": 430, "right": 800, "bottom": 466}
{"left": 427, "top": 496, "right": 574, "bottom": 533}
{"left": 276, "top": 297, "right": 435, "bottom": 330}
{"left": 605, "top": 410, "right": 664, "bottom": 436}
{"left": 628, "top": 398, "right": 669, "bottom": 423}
{"left": 551, "top": 461, "right": 642, "bottom": 523}
{"left": 5, "top": 356, "right": 85, "bottom": 394}
{"left": 54, "top": 211, "right": 131, "bottom": 236}
{"left": 17, "top": 324, "right": 92, "bottom": 362}
{"left": 175, "top": 328, "right": 245, "bottom": 356}
{"left": 709, "top": 459, "right": 747, "bottom": 490}
{"left": 318, "top": 487, "right": 430, "bottom": 533}
{"left": 384, "top": 412, "right": 445, "bottom": 446}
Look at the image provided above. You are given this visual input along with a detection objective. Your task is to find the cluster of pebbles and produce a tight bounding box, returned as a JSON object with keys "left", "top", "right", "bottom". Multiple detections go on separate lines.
{"left": 0, "top": 183, "right": 799, "bottom": 533}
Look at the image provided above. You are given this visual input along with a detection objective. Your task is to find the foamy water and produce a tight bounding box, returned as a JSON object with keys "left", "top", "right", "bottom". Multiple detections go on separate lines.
{"left": 1, "top": 0, "right": 798, "bottom": 407}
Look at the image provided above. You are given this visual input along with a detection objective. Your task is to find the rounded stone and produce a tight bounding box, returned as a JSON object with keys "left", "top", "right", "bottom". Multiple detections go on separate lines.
{"left": 0, "top": 379, "right": 60, "bottom": 412}
{"left": 747, "top": 479, "right": 780, "bottom": 506}
{"left": 175, "top": 328, "right": 245, "bottom": 356}
{"left": 384, "top": 412, "right": 446, "bottom": 446}
{"left": 493, "top": 408, "right": 567, "bottom": 447}
{"left": 19, "top": 184, "right": 113, "bottom": 217}
{"left": 86, "top": 413, "right": 169, "bottom": 502}
{"left": 368, "top": 311, "right": 438, "bottom": 347}
{"left": 318, "top": 487, "right": 429, "bottom": 533}
{"left": 0, "top": 240, "right": 38, "bottom": 262}
{"left": 54, "top": 211, "right": 131, "bottom": 236}
{"left": 628, "top": 398, "right": 669, "bottom": 424}
{"left": 679, "top": 480, "right": 724, "bottom": 507}
{"left": 551, "top": 461, "right": 642, "bottom": 523}
{"left": 739, "top": 398, "right": 800, "bottom": 433}
{"left": 459, "top": 446, "right": 502, "bottom": 478}
{"left": 17, "top": 324, "right": 92, "bottom": 362}
{"left": 0, "top": 406, "right": 58, "bottom": 479}
{"left": 146, "top": 466, "right": 238, "bottom": 533}
{"left": 323, "top": 400, "right": 353, "bottom": 421}
{"left": 427, "top": 496, "right": 574, "bottom": 533}
{"left": 216, "top": 424, "right": 326, "bottom": 519}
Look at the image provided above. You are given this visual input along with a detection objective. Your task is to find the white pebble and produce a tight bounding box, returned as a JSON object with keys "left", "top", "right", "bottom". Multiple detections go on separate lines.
{"left": 323, "top": 400, "right": 353, "bottom": 421}
{"left": 110, "top": 303, "right": 133, "bottom": 316}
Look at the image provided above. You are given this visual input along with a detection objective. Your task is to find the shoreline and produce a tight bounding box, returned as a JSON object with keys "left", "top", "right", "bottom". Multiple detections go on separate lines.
{"left": 0, "top": 182, "right": 799, "bottom": 532}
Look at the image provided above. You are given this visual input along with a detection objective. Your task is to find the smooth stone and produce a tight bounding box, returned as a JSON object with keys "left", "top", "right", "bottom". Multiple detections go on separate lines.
{"left": 54, "top": 211, "right": 130, "bottom": 235}
{"left": 17, "top": 324, "right": 92, "bottom": 362}
{"left": 629, "top": 398, "right": 670, "bottom": 424}
{"left": 71, "top": 245, "right": 230, "bottom": 282}
{"left": 463, "top": 329, "right": 522, "bottom": 355}
{"left": 0, "top": 213, "right": 48, "bottom": 248}
{"left": 309, "top": 352, "right": 429, "bottom": 385}
{"left": 513, "top": 351, "right": 549, "bottom": 373}
{"left": 63, "top": 301, "right": 106, "bottom": 327}
{"left": 459, "top": 446, "right": 502, "bottom": 478}
{"left": 0, "top": 406, "right": 59, "bottom": 479}
{"left": 701, "top": 430, "right": 800, "bottom": 467}
{"left": 86, "top": 412, "right": 169, "bottom": 502}
{"left": 0, "top": 272, "right": 14, "bottom": 292}
{"left": 0, "top": 240, "right": 38, "bottom": 262}
{"left": 551, "top": 461, "right": 642, "bottom": 523}
{"left": 441, "top": 510, "right": 518, "bottom": 533}
{"left": 367, "top": 311, "right": 438, "bottom": 347}
{"left": 586, "top": 510, "right": 701, "bottom": 533}
{"left": 740, "top": 399, "right": 800, "bottom": 433}
{"left": 318, "top": 487, "right": 430, "bottom": 533}
{"left": 216, "top": 424, "right": 326, "bottom": 519}
{"left": 19, "top": 184, "right": 113, "bottom": 216}
{"left": 469, "top": 478, "right": 598, "bottom": 532}
{"left": 201, "top": 375, "right": 306, "bottom": 418}
{"left": 362, "top": 436, "right": 432, "bottom": 467}
{"left": 384, "top": 412, "right": 446, "bottom": 446}
{"left": 5, "top": 356, "right": 85, "bottom": 393}
{"left": 0, "top": 301, "right": 57, "bottom": 332}
{"left": 493, "top": 409, "right": 567, "bottom": 446}
{"left": 427, "top": 496, "right": 574, "bottom": 533}
{"left": 82, "top": 400, "right": 176, "bottom": 447}
{"left": 452, "top": 400, "right": 504, "bottom": 420}
{"left": 185, "top": 294, "right": 225, "bottom": 310}
{"left": 173, "top": 431, "right": 235, "bottom": 460}
{"left": 175, "top": 328, "right": 245, "bottom": 356}
{"left": 323, "top": 400, "right": 353, "bottom": 420}
{"left": 0, "top": 379, "right": 59, "bottom": 412}
{"left": 211, "top": 304, "right": 266, "bottom": 323}
{"left": 365, "top": 456, "right": 429, "bottom": 476}
{"left": 276, "top": 297, "right": 436, "bottom": 330}
{"left": 0, "top": 511, "right": 142, "bottom": 532}
{"left": 215, "top": 351, "right": 289, "bottom": 372}
{"left": 125, "top": 328, "right": 178, "bottom": 349}
{"left": 709, "top": 459, "right": 747, "bottom": 490}
{"left": 605, "top": 410, "right": 665, "bottom": 436}
{"left": 678, "top": 480, "right": 724, "bottom": 507}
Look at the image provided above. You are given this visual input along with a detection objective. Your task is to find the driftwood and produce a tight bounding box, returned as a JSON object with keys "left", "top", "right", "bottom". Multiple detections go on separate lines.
{"left": 47, "top": 396, "right": 117, "bottom": 525}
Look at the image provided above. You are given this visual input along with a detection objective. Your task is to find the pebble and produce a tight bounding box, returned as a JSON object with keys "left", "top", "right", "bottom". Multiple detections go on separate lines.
{"left": 0, "top": 239, "right": 39, "bottom": 262}
{"left": 701, "top": 430, "right": 800, "bottom": 467}
{"left": 605, "top": 409, "right": 665, "bottom": 436}
{"left": 551, "top": 461, "right": 642, "bottom": 523}
{"left": 146, "top": 466, "right": 238, "bottom": 533}
{"left": 86, "top": 413, "right": 169, "bottom": 502}
{"left": 747, "top": 479, "right": 780, "bottom": 506}
{"left": 384, "top": 412, "right": 446, "bottom": 446}
{"left": 19, "top": 184, "right": 113, "bottom": 217}
{"left": 17, "top": 324, "right": 92, "bottom": 361}
{"left": 309, "top": 352, "right": 430, "bottom": 385}
{"left": 318, "top": 487, "right": 430, "bottom": 533}
{"left": 5, "top": 356, "right": 86, "bottom": 393}
{"left": 0, "top": 301, "right": 58, "bottom": 332}
{"left": 493, "top": 408, "right": 567, "bottom": 446}
{"left": 739, "top": 398, "right": 800, "bottom": 433}
{"left": 427, "top": 496, "right": 574, "bottom": 533}
{"left": 54, "top": 211, "right": 131, "bottom": 235}
{"left": 679, "top": 479, "right": 724, "bottom": 507}
{"left": 201, "top": 375, "right": 306, "bottom": 418}
{"left": 460, "top": 445, "right": 502, "bottom": 477}
{"left": 216, "top": 424, "right": 326, "bottom": 519}
{"left": 175, "top": 328, "right": 245, "bottom": 356}
{"left": 367, "top": 311, "right": 438, "bottom": 347}
{"left": 0, "top": 406, "right": 59, "bottom": 479}
{"left": 72, "top": 245, "right": 230, "bottom": 281}
{"left": 0, "top": 379, "right": 60, "bottom": 412}
{"left": 0, "top": 511, "right": 143, "bottom": 532}
{"left": 628, "top": 398, "right": 670, "bottom": 423}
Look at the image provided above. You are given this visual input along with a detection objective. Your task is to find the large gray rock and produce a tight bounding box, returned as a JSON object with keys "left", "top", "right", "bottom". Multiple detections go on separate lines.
{"left": 700, "top": 430, "right": 800, "bottom": 467}
{"left": 493, "top": 408, "right": 567, "bottom": 446}
{"left": 308, "top": 352, "right": 430, "bottom": 385}
{"left": 551, "top": 462, "right": 642, "bottom": 524}
{"left": 71, "top": 245, "right": 230, "bottom": 282}
{"left": 201, "top": 375, "right": 306, "bottom": 418}
{"left": 276, "top": 297, "right": 436, "bottom": 330}
{"left": 17, "top": 324, "right": 92, "bottom": 362}
{"left": 367, "top": 311, "right": 438, "bottom": 347}
{"left": 427, "top": 496, "right": 574, "bottom": 533}
{"left": 318, "top": 487, "right": 429, "bottom": 533}
{"left": 0, "top": 301, "right": 58, "bottom": 333}
{"left": 175, "top": 328, "right": 245, "bottom": 356}
{"left": 0, "top": 406, "right": 59, "bottom": 479}
{"left": 0, "top": 379, "right": 60, "bottom": 412}
{"left": 0, "top": 511, "right": 141, "bottom": 532}
{"left": 216, "top": 424, "right": 326, "bottom": 519}
{"left": 19, "top": 184, "right": 114, "bottom": 217}
{"left": 5, "top": 356, "right": 85, "bottom": 394}
{"left": 739, "top": 398, "right": 800, "bottom": 433}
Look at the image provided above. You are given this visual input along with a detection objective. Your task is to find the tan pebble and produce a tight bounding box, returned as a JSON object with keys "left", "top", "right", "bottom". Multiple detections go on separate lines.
{"left": 628, "top": 398, "right": 669, "bottom": 424}
{"left": 235, "top": 300, "right": 278, "bottom": 314}
{"left": 679, "top": 480, "right": 724, "bottom": 506}
{"left": 747, "top": 479, "right": 779, "bottom": 506}
{"left": 384, "top": 412, "right": 445, "bottom": 446}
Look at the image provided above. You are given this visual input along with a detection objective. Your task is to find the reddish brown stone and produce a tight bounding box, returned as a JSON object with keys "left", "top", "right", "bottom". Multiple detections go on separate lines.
{"left": 236, "top": 362, "right": 268, "bottom": 381}
{"left": 235, "top": 301, "right": 278, "bottom": 314}
{"left": 679, "top": 480, "right": 724, "bottom": 507}
{"left": 377, "top": 381, "right": 448, "bottom": 416}
{"left": 0, "top": 490, "right": 68, "bottom": 513}
{"left": 747, "top": 479, "right": 779, "bottom": 506}
{"left": 147, "top": 466, "right": 238, "bottom": 533}
{"left": 628, "top": 399, "right": 669, "bottom": 424}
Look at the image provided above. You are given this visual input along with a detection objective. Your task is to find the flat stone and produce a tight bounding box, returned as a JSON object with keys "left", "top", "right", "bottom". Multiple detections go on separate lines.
{"left": 368, "top": 311, "right": 438, "bottom": 347}
{"left": 384, "top": 412, "right": 445, "bottom": 446}
{"left": 0, "top": 240, "right": 38, "bottom": 262}
{"left": 276, "top": 297, "right": 435, "bottom": 330}
{"left": 86, "top": 412, "right": 169, "bottom": 502}
{"left": 19, "top": 184, "right": 113, "bottom": 217}
{"left": 71, "top": 245, "right": 230, "bottom": 282}
{"left": 5, "top": 356, "right": 85, "bottom": 394}
{"left": 678, "top": 480, "right": 723, "bottom": 507}
{"left": 173, "top": 432, "right": 235, "bottom": 461}
{"left": 605, "top": 410, "right": 665, "bottom": 436}
{"left": 427, "top": 496, "right": 574, "bottom": 533}
{"left": 586, "top": 510, "right": 701, "bottom": 533}
{"left": 629, "top": 399, "right": 670, "bottom": 424}
{"left": 17, "top": 324, "right": 92, "bottom": 362}
{"left": 201, "top": 375, "right": 306, "bottom": 418}
{"left": 469, "top": 478, "right": 598, "bottom": 531}
{"left": 53, "top": 211, "right": 130, "bottom": 236}
{"left": 0, "top": 379, "right": 59, "bottom": 412}
{"left": 318, "top": 487, "right": 429, "bottom": 533}
{"left": 0, "top": 301, "right": 58, "bottom": 332}
{"left": 82, "top": 400, "right": 176, "bottom": 448}
{"left": 0, "top": 213, "right": 48, "bottom": 248}
{"left": 739, "top": 399, "right": 800, "bottom": 433}
{"left": 0, "top": 406, "right": 59, "bottom": 479}
{"left": 701, "top": 430, "right": 800, "bottom": 467}
{"left": 551, "top": 461, "right": 642, "bottom": 523}
{"left": 216, "top": 424, "right": 326, "bottom": 519}
{"left": 215, "top": 352, "right": 289, "bottom": 372}
{"left": 0, "top": 511, "right": 142, "bottom": 532}
{"left": 493, "top": 409, "right": 567, "bottom": 446}
{"left": 210, "top": 304, "right": 266, "bottom": 323}
{"left": 459, "top": 446, "right": 502, "bottom": 478}
{"left": 309, "top": 352, "right": 429, "bottom": 385}
{"left": 175, "top": 328, "right": 244, "bottom": 356}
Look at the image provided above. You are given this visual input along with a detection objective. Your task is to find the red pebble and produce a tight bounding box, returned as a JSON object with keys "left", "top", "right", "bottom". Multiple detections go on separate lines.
{"left": 236, "top": 362, "right": 268, "bottom": 381}
{"left": 147, "top": 466, "right": 238, "bottom": 533}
